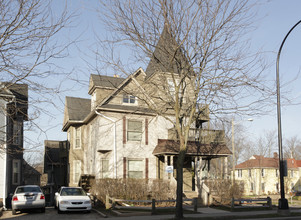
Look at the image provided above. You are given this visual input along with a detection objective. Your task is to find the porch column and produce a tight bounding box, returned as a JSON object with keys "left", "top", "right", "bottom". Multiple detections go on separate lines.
{"left": 196, "top": 157, "right": 202, "bottom": 194}
{"left": 170, "top": 156, "right": 174, "bottom": 179}
{"left": 164, "top": 155, "right": 168, "bottom": 180}
{"left": 224, "top": 157, "right": 228, "bottom": 179}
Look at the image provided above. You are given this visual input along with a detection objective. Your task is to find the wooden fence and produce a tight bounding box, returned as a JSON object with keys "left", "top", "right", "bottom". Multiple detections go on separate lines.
{"left": 231, "top": 197, "right": 272, "bottom": 211}
{"left": 105, "top": 195, "right": 198, "bottom": 214}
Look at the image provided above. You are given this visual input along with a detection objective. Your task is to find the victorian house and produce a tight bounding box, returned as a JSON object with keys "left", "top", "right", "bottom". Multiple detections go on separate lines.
{"left": 62, "top": 25, "right": 231, "bottom": 204}
{"left": 0, "top": 83, "right": 28, "bottom": 208}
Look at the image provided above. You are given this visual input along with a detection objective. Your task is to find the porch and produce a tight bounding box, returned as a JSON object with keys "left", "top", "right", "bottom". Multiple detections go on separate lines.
{"left": 152, "top": 139, "right": 232, "bottom": 205}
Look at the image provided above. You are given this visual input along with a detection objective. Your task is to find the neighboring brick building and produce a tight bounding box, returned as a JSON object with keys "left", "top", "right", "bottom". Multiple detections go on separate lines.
{"left": 235, "top": 153, "right": 301, "bottom": 195}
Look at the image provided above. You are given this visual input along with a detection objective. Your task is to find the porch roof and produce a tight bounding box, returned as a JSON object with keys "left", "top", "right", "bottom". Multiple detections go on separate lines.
{"left": 152, "top": 139, "right": 231, "bottom": 157}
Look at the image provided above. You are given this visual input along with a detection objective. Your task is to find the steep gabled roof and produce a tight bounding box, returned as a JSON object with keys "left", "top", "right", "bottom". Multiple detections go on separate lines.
{"left": 88, "top": 74, "right": 125, "bottom": 95}
{"left": 64, "top": 96, "right": 91, "bottom": 122}
{"left": 236, "top": 155, "right": 301, "bottom": 169}
{"left": 145, "top": 23, "right": 190, "bottom": 79}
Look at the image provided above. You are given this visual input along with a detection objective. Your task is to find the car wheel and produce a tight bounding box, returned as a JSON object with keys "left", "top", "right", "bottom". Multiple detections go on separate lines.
{"left": 57, "top": 205, "right": 62, "bottom": 214}
{"left": 41, "top": 207, "right": 45, "bottom": 213}
{"left": 12, "top": 208, "right": 17, "bottom": 215}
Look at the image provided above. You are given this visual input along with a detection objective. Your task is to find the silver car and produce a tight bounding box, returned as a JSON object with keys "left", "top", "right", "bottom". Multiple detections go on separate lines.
{"left": 11, "top": 185, "right": 45, "bottom": 215}
{"left": 54, "top": 187, "right": 91, "bottom": 214}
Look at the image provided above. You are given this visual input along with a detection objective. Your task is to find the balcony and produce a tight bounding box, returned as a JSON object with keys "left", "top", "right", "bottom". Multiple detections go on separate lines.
{"left": 168, "top": 128, "right": 225, "bottom": 144}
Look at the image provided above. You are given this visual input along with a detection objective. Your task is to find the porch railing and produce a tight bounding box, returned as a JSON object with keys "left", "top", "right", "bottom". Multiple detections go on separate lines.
{"left": 168, "top": 128, "right": 225, "bottom": 144}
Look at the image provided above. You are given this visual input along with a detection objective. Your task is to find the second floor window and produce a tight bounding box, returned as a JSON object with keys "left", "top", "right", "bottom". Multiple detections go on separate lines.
{"left": 123, "top": 94, "right": 136, "bottom": 104}
{"left": 127, "top": 120, "right": 142, "bottom": 141}
{"left": 261, "top": 168, "right": 265, "bottom": 177}
{"left": 74, "top": 127, "right": 81, "bottom": 149}
{"left": 13, "top": 121, "right": 22, "bottom": 145}
{"left": 276, "top": 169, "right": 278, "bottom": 177}
{"left": 249, "top": 169, "right": 252, "bottom": 177}
{"left": 237, "top": 169, "right": 242, "bottom": 178}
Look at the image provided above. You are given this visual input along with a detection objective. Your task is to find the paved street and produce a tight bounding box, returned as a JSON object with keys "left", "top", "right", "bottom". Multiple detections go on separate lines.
{"left": 0, "top": 207, "right": 103, "bottom": 219}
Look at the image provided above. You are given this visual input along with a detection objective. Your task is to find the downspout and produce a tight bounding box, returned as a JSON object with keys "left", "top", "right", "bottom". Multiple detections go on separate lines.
{"left": 95, "top": 111, "right": 117, "bottom": 178}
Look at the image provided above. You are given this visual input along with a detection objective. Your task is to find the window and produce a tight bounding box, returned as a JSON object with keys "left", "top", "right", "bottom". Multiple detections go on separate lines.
{"left": 123, "top": 94, "right": 136, "bottom": 104}
{"left": 249, "top": 169, "right": 252, "bottom": 177}
{"left": 127, "top": 120, "right": 142, "bottom": 141}
{"left": 13, "top": 121, "right": 22, "bottom": 145}
{"left": 291, "top": 170, "right": 294, "bottom": 178}
{"left": 261, "top": 168, "right": 265, "bottom": 177}
{"left": 128, "top": 159, "right": 143, "bottom": 178}
{"left": 276, "top": 169, "right": 278, "bottom": 177}
{"left": 74, "top": 127, "right": 81, "bottom": 149}
{"left": 261, "top": 182, "right": 265, "bottom": 192}
{"left": 73, "top": 160, "right": 81, "bottom": 184}
{"left": 12, "top": 160, "right": 21, "bottom": 185}
{"left": 237, "top": 169, "right": 242, "bottom": 178}
{"left": 276, "top": 183, "right": 279, "bottom": 192}
{"left": 101, "top": 159, "right": 110, "bottom": 178}
{"left": 250, "top": 182, "right": 254, "bottom": 191}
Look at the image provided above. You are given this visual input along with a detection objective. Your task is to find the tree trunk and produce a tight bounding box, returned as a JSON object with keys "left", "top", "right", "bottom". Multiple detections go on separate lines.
{"left": 175, "top": 149, "right": 185, "bottom": 219}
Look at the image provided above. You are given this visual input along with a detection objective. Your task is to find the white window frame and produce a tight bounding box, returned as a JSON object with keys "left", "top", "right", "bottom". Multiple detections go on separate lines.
{"left": 74, "top": 127, "right": 81, "bottom": 149}
{"left": 73, "top": 160, "right": 81, "bottom": 184}
{"left": 128, "top": 159, "right": 144, "bottom": 179}
{"left": 101, "top": 159, "right": 110, "bottom": 178}
{"left": 127, "top": 120, "right": 143, "bottom": 141}
{"left": 123, "top": 94, "right": 137, "bottom": 105}
{"left": 12, "top": 159, "right": 21, "bottom": 185}
{"left": 261, "top": 168, "right": 265, "bottom": 177}
{"left": 237, "top": 169, "right": 242, "bottom": 178}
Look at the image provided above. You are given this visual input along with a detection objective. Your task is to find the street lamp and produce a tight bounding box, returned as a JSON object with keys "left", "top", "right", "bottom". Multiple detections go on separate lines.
{"left": 231, "top": 118, "right": 253, "bottom": 186}
{"left": 276, "top": 19, "right": 301, "bottom": 211}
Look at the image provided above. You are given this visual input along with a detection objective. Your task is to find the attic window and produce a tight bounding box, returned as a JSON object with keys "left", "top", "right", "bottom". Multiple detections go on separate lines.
{"left": 123, "top": 94, "right": 136, "bottom": 104}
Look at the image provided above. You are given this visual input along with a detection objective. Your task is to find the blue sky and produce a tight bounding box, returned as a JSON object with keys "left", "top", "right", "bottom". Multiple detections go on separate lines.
{"left": 24, "top": 0, "right": 301, "bottom": 160}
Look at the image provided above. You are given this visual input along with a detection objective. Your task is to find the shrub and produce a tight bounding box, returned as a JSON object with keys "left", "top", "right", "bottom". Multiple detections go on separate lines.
{"left": 91, "top": 178, "right": 176, "bottom": 206}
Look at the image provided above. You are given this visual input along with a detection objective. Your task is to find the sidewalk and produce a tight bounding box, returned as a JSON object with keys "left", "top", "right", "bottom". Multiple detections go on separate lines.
{"left": 96, "top": 207, "right": 301, "bottom": 220}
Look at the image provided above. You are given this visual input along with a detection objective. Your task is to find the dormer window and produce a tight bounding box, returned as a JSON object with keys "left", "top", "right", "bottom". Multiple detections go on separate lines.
{"left": 123, "top": 94, "right": 136, "bottom": 104}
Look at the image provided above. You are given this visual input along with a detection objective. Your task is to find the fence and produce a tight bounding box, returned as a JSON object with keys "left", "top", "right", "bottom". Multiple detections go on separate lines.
{"left": 231, "top": 197, "right": 272, "bottom": 211}
{"left": 105, "top": 195, "right": 198, "bottom": 214}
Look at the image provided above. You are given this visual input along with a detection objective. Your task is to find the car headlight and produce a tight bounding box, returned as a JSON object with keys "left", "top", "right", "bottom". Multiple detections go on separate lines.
{"left": 84, "top": 200, "right": 91, "bottom": 204}
{"left": 60, "top": 201, "right": 69, "bottom": 204}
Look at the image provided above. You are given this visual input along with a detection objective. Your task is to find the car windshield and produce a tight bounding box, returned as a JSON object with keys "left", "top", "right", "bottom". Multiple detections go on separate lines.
{"left": 16, "top": 186, "right": 41, "bottom": 194}
{"left": 60, "top": 188, "right": 86, "bottom": 196}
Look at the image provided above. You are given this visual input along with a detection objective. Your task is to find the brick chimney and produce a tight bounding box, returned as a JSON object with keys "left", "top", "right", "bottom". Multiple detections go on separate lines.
{"left": 273, "top": 152, "right": 278, "bottom": 159}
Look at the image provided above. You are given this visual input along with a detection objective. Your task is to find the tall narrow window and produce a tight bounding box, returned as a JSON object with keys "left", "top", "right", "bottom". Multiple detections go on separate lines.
{"left": 73, "top": 160, "right": 81, "bottom": 184}
{"left": 276, "top": 169, "right": 278, "bottom": 177}
{"left": 261, "top": 168, "right": 265, "bottom": 177}
{"left": 291, "top": 170, "right": 294, "bottom": 177}
{"left": 12, "top": 159, "right": 21, "bottom": 185}
{"left": 74, "top": 127, "right": 81, "bottom": 149}
{"left": 249, "top": 169, "right": 252, "bottom": 177}
{"left": 13, "top": 121, "right": 21, "bottom": 145}
{"left": 101, "top": 159, "right": 110, "bottom": 178}
{"left": 261, "top": 182, "right": 265, "bottom": 192}
{"left": 128, "top": 159, "right": 143, "bottom": 178}
{"left": 250, "top": 182, "right": 254, "bottom": 191}
{"left": 237, "top": 169, "right": 242, "bottom": 178}
{"left": 127, "top": 120, "right": 142, "bottom": 141}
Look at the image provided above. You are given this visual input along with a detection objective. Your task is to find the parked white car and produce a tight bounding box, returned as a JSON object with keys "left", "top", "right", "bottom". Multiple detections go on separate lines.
{"left": 54, "top": 187, "right": 91, "bottom": 214}
{"left": 11, "top": 185, "right": 45, "bottom": 215}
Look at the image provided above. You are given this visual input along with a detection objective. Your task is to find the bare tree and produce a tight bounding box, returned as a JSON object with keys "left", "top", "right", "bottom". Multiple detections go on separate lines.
{"left": 284, "top": 135, "right": 301, "bottom": 159}
{"left": 0, "top": 0, "right": 73, "bottom": 154}
{"left": 96, "top": 1, "right": 272, "bottom": 218}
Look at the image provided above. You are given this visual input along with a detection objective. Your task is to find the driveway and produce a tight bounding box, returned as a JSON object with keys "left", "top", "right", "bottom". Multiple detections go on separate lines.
{"left": 0, "top": 207, "right": 103, "bottom": 219}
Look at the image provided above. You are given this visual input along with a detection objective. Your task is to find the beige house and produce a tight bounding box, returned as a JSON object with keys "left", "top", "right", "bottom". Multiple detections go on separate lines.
{"left": 62, "top": 24, "right": 231, "bottom": 204}
{"left": 235, "top": 153, "right": 301, "bottom": 196}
